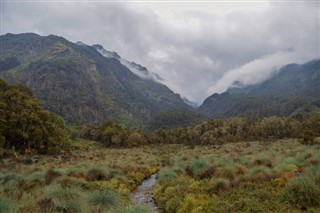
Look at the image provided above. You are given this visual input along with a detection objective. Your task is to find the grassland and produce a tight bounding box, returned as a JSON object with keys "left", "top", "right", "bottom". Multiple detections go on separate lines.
{"left": 1, "top": 139, "right": 320, "bottom": 212}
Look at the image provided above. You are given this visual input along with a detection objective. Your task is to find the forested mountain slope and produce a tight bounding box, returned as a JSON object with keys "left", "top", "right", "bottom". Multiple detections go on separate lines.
{"left": 199, "top": 59, "right": 320, "bottom": 118}
{"left": 0, "top": 33, "right": 190, "bottom": 126}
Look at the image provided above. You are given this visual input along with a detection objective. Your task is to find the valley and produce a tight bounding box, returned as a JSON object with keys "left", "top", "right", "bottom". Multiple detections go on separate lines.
{"left": 0, "top": 33, "right": 319, "bottom": 213}
{"left": 1, "top": 139, "right": 319, "bottom": 212}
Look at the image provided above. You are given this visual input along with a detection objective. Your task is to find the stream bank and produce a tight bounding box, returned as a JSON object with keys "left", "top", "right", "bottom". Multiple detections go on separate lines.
{"left": 131, "top": 173, "right": 159, "bottom": 212}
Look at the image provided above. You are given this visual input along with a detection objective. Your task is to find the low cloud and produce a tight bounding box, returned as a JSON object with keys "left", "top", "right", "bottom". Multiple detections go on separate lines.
{"left": 2, "top": 1, "right": 319, "bottom": 104}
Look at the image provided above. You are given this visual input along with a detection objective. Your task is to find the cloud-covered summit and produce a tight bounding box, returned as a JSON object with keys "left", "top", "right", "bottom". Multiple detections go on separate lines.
{"left": 2, "top": 1, "right": 319, "bottom": 104}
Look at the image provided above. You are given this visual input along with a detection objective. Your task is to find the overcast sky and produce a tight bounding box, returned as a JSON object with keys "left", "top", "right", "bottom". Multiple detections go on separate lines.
{"left": 1, "top": 0, "right": 319, "bottom": 104}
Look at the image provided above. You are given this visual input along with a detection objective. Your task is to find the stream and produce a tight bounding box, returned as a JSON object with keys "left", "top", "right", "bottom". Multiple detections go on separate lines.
{"left": 131, "top": 173, "right": 159, "bottom": 212}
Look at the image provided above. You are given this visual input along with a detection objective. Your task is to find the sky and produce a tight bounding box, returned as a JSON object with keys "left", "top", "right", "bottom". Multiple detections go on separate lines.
{"left": 1, "top": 0, "right": 319, "bottom": 104}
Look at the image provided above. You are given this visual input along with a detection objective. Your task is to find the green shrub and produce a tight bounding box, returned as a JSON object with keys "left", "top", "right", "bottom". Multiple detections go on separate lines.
{"left": 300, "top": 129, "right": 316, "bottom": 145}
{"left": 283, "top": 176, "right": 320, "bottom": 209}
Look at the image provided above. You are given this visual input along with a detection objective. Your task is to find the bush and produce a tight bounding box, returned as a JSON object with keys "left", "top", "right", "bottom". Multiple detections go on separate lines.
{"left": 283, "top": 176, "right": 320, "bottom": 209}
{"left": 300, "top": 129, "right": 316, "bottom": 145}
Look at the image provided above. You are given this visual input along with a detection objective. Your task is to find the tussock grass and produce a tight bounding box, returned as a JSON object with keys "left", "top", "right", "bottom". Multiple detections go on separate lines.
{"left": 154, "top": 139, "right": 320, "bottom": 212}
{"left": 0, "top": 197, "right": 18, "bottom": 213}
{"left": 283, "top": 176, "right": 320, "bottom": 209}
{"left": 43, "top": 185, "right": 87, "bottom": 213}
{"left": 114, "top": 206, "right": 149, "bottom": 213}
{"left": 89, "top": 190, "right": 119, "bottom": 212}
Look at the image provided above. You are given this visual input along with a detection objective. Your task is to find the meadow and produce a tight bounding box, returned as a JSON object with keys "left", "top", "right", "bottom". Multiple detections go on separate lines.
{"left": 1, "top": 138, "right": 320, "bottom": 213}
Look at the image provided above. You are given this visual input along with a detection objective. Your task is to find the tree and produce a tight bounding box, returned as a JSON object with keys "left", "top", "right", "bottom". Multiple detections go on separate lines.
{"left": 0, "top": 79, "right": 68, "bottom": 155}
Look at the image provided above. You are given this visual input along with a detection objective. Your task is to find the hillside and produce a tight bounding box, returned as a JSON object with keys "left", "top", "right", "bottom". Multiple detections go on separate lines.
{"left": 0, "top": 33, "right": 190, "bottom": 126}
{"left": 199, "top": 59, "right": 320, "bottom": 118}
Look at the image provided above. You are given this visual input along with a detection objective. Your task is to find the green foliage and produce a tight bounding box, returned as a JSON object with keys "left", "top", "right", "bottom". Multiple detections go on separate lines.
{"left": 0, "top": 79, "right": 69, "bottom": 155}
{"left": 127, "top": 132, "right": 145, "bottom": 147}
{"left": 82, "top": 120, "right": 132, "bottom": 147}
{"left": 147, "top": 114, "right": 320, "bottom": 146}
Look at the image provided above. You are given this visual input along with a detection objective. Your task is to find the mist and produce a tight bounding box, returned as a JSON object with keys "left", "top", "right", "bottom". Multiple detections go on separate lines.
{"left": 2, "top": 1, "right": 319, "bottom": 104}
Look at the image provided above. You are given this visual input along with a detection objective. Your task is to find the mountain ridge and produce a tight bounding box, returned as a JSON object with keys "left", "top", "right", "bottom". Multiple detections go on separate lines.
{"left": 0, "top": 33, "right": 190, "bottom": 126}
{"left": 199, "top": 59, "right": 320, "bottom": 118}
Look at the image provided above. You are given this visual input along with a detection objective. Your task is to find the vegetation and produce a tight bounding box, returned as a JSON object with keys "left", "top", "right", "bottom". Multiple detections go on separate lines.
{"left": 0, "top": 140, "right": 165, "bottom": 212}
{"left": 0, "top": 79, "right": 69, "bottom": 156}
{"left": 0, "top": 33, "right": 319, "bottom": 212}
{"left": 147, "top": 108, "right": 207, "bottom": 131}
{"left": 154, "top": 140, "right": 320, "bottom": 212}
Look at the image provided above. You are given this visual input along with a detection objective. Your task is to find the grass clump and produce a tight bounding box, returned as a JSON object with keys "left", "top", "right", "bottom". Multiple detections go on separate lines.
{"left": 158, "top": 168, "right": 176, "bottom": 182}
{"left": 89, "top": 189, "right": 119, "bottom": 212}
{"left": 85, "top": 168, "right": 111, "bottom": 182}
{"left": 42, "top": 185, "right": 86, "bottom": 213}
{"left": 186, "top": 158, "right": 213, "bottom": 179}
{"left": 114, "top": 206, "right": 149, "bottom": 213}
{"left": 0, "top": 197, "right": 18, "bottom": 213}
{"left": 283, "top": 176, "right": 320, "bottom": 209}
{"left": 45, "top": 169, "right": 62, "bottom": 185}
{"left": 208, "top": 178, "right": 230, "bottom": 194}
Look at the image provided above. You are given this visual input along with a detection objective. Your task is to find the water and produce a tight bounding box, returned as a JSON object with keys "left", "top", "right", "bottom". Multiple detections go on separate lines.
{"left": 131, "top": 173, "right": 159, "bottom": 212}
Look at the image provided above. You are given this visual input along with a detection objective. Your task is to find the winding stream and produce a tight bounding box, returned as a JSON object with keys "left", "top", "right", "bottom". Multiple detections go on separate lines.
{"left": 131, "top": 173, "right": 159, "bottom": 212}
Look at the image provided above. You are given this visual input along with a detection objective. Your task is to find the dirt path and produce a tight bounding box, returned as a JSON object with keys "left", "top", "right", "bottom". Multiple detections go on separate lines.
{"left": 131, "top": 173, "right": 159, "bottom": 212}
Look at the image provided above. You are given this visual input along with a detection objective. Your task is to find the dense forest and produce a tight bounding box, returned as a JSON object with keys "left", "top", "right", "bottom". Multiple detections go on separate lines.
{"left": 82, "top": 113, "right": 320, "bottom": 147}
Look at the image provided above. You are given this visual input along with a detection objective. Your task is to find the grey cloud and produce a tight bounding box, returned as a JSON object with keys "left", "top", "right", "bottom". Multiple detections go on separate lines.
{"left": 2, "top": 1, "right": 319, "bottom": 104}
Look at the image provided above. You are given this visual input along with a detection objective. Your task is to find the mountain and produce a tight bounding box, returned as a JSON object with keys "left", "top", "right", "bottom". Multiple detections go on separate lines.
{"left": 0, "top": 33, "right": 190, "bottom": 126}
{"left": 199, "top": 59, "right": 320, "bottom": 118}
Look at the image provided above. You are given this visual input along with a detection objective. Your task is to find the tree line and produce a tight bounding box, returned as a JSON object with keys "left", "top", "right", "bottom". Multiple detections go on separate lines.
{"left": 82, "top": 113, "right": 320, "bottom": 147}
{"left": 1, "top": 77, "right": 319, "bottom": 156}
